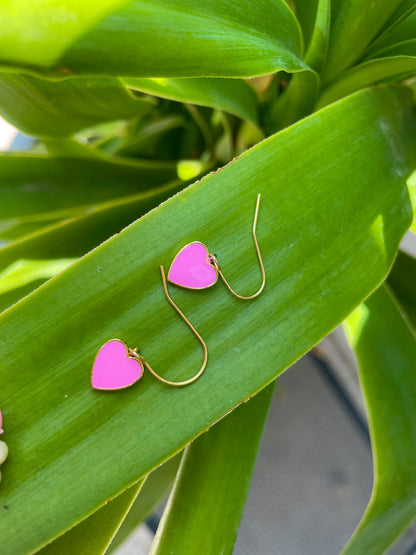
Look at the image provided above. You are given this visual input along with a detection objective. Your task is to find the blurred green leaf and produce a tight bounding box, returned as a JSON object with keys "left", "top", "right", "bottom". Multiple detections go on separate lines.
{"left": 318, "top": 57, "right": 416, "bottom": 107}
{"left": 151, "top": 384, "right": 274, "bottom": 555}
{"left": 294, "top": 0, "right": 319, "bottom": 51}
{"left": 0, "top": 280, "right": 47, "bottom": 315}
{"left": 388, "top": 250, "right": 416, "bottom": 328}
{"left": 381, "top": 0, "right": 416, "bottom": 34}
{"left": 364, "top": 9, "right": 416, "bottom": 59}
{"left": 109, "top": 455, "right": 181, "bottom": 553}
{"left": 0, "top": 0, "right": 305, "bottom": 78}
{"left": 0, "top": 73, "right": 154, "bottom": 138}
{"left": 0, "top": 152, "right": 179, "bottom": 224}
{"left": 304, "top": 0, "right": 331, "bottom": 71}
{"left": 364, "top": 40, "right": 416, "bottom": 60}
{"left": 323, "top": 0, "right": 404, "bottom": 82}
{"left": 0, "top": 87, "right": 415, "bottom": 555}
{"left": 343, "top": 285, "right": 416, "bottom": 554}
{"left": 124, "top": 78, "right": 258, "bottom": 123}
{"left": 115, "top": 116, "right": 185, "bottom": 158}
{"left": 0, "top": 258, "right": 75, "bottom": 294}
{"left": 39, "top": 481, "right": 144, "bottom": 555}
{"left": 268, "top": 0, "right": 328, "bottom": 130}
{"left": 0, "top": 178, "right": 186, "bottom": 273}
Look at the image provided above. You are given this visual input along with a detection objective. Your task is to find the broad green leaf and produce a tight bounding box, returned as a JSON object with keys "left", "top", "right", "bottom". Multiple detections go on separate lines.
{"left": 318, "top": 57, "right": 416, "bottom": 107}
{"left": 0, "top": 152, "right": 179, "bottom": 223}
{"left": 343, "top": 285, "right": 416, "bottom": 554}
{"left": 388, "top": 250, "right": 416, "bottom": 329}
{"left": 151, "top": 384, "right": 275, "bottom": 555}
{"left": 323, "top": 0, "right": 404, "bottom": 82}
{"left": 0, "top": 73, "right": 154, "bottom": 138}
{"left": 0, "top": 87, "right": 415, "bottom": 555}
{"left": 0, "top": 258, "right": 75, "bottom": 294}
{"left": 108, "top": 455, "right": 181, "bottom": 553}
{"left": 0, "top": 1, "right": 305, "bottom": 78}
{"left": 124, "top": 78, "right": 258, "bottom": 123}
{"left": 39, "top": 480, "right": 144, "bottom": 555}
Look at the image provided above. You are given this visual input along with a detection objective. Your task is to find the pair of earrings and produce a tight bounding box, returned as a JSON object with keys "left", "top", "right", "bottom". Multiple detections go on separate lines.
{"left": 91, "top": 195, "right": 265, "bottom": 391}
{"left": 0, "top": 412, "right": 9, "bottom": 484}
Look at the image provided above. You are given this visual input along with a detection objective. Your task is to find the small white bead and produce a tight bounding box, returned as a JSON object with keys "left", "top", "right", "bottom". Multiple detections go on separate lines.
{"left": 0, "top": 441, "right": 8, "bottom": 464}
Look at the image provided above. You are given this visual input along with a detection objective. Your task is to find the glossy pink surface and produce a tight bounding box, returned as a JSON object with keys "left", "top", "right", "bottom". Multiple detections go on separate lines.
{"left": 0, "top": 411, "right": 3, "bottom": 434}
{"left": 92, "top": 340, "right": 143, "bottom": 390}
{"left": 168, "top": 242, "right": 217, "bottom": 289}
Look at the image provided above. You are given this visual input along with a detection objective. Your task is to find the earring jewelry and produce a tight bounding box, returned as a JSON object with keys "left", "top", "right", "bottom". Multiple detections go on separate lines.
{"left": 91, "top": 266, "right": 208, "bottom": 391}
{"left": 167, "top": 194, "right": 265, "bottom": 299}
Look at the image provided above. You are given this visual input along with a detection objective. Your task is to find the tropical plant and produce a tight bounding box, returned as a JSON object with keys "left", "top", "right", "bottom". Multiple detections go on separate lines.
{"left": 0, "top": 1, "right": 415, "bottom": 554}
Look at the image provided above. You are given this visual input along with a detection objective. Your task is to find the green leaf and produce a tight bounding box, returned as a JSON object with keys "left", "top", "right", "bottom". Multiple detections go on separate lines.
{"left": 294, "top": 0, "right": 320, "bottom": 51}
{"left": 304, "top": 0, "right": 331, "bottom": 71}
{"left": 124, "top": 78, "right": 258, "bottom": 123}
{"left": 0, "top": 258, "right": 75, "bottom": 295}
{"left": 268, "top": 0, "right": 328, "bottom": 130}
{"left": 388, "top": 250, "right": 416, "bottom": 329}
{"left": 0, "top": 87, "right": 415, "bottom": 555}
{"left": 0, "top": 152, "right": 179, "bottom": 224}
{"left": 0, "top": 178, "right": 186, "bottom": 274}
{"left": 268, "top": 70, "right": 319, "bottom": 131}
{"left": 0, "top": 1, "right": 305, "bottom": 78}
{"left": 318, "top": 57, "right": 416, "bottom": 107}
{"left": 150, "top": 384, "right": 275, "bottom": 555}
{"left": 109, "top": 455, "right": 181, "bottom": 553}
{"left": 381, "top": 0, "right": 416, "bottom": 34}
{"left": 0, "top": 73, "right": 154, "bottom": 138}
{"left": 38, "top": 481, "right": 144, "bottom": 555}
{"left": 364, "top": 9, "right": 416, "bottom": 60}
{"left": 364, "top": 39, "right": 416, "bottom": 60}
{"left": 343, "top": 285, "right": 416, "bottom": 554}
{"left": 323, "top": 0, "right": 405, "bottom": 82}
{"left": 408, "top": 170, "right": 416, "bottom": 233}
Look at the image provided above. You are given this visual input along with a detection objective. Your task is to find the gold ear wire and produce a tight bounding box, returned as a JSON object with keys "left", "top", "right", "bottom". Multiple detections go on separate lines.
{"left": 136, "top": 266, "right": 208, "bottom": 386}
{"left": 209, "top": 193, "right": 265, "bottom": 300}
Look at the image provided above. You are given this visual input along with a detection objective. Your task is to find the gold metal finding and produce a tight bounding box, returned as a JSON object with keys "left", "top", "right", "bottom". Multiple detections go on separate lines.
{"left": 209, "top": 193, "right": 265, "bottom": 300}
{"left": 129, "top": 266, "right": 208, "bottom": 386}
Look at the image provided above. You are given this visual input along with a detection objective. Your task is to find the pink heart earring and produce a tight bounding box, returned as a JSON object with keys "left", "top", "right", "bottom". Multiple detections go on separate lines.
{"left": 168, "top": 194, "right": 265, "bottom": 299}
{"left": 91, "top": 266, "right": 208, "bottom": 391}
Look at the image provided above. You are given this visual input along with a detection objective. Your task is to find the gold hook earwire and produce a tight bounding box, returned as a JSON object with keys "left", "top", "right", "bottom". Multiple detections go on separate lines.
{"left": 135, "top": 266, "right": 208, "bottom": 387}
{"left": 210, "top": 193, "right": 265, "bottom": 300}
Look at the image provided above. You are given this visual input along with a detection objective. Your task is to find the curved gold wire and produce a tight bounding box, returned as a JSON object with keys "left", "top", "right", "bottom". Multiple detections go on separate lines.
{"left": 130, "top": 266, "right": 208, "bottom": 387}
{"left": 209, "top": 193, "right": 265, "bottom": 300}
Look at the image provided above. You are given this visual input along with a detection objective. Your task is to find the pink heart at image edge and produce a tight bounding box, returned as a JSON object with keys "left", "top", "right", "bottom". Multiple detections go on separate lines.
{"left": 168, "top": 242, "right": 217, "bottom": 289}
{"left": 92, "top": 340, "right": 144, "bottom": 390}
{"left": 0, "top": 410, "right": 3, "bottom": 434}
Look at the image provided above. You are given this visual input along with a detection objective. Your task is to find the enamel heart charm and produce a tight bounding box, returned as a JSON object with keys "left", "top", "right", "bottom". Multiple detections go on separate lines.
{"left": 91, "top": 339, "right": 144, "bottom": 391}
{"left": 168, "top": 241, "right": 218, "bottom": 290}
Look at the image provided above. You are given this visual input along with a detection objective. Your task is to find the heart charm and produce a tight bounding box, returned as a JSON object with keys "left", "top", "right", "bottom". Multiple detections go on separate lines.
{"left": 91, "top": 339, "right": 144, "bottom": 391}
{"left": 168, "top": 242, "right": 218, "bottom": 289}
